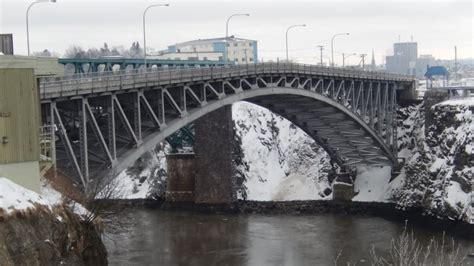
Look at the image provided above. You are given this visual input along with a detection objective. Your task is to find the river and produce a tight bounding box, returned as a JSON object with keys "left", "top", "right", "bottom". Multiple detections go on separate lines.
{"left": 105, "top": 209, "right": 474, "bottom": 265}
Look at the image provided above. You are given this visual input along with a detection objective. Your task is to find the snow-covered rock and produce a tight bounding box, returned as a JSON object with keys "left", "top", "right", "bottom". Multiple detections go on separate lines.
{"left": 233, "top": 102, "right": 331, "bottom": 201}
{"left": 391, "top": 101, "right": 473, "bottom": 222}
{"left": 0, "top": 177, "right": 53, "bottom": 214}
{"left": 114, "top": 143, "right": 169, "bottom": 199}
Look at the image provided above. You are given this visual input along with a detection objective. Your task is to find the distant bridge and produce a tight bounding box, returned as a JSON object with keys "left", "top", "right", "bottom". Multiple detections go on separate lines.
{"left": 58, "top": 58, "right": 229, "bottom": 74}
{"left": 39, "top": 63, "right": 414, "bottom": 187}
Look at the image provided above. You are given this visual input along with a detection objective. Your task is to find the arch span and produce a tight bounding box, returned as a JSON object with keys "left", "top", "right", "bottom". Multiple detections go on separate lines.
{"left": 40, "top": 63, "right": 411, "bottom": 186}
{"left": 113, "top": 88, "right": 396, "bottom": 178}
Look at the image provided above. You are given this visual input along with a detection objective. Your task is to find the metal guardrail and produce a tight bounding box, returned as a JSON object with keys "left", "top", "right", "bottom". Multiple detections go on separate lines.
{"left": 39, "top": 63, "right": 414, "bottom": 100}
{"left": 432, "top": 86, "right": 474, "bottom": 98}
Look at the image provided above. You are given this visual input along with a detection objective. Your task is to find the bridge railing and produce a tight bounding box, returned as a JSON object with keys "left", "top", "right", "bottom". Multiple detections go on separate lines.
{"left": 431, "top": 86, "right": 474, "bottom": 98}
{"left": 39, "top": 63, "right": 414, "bottom": 99}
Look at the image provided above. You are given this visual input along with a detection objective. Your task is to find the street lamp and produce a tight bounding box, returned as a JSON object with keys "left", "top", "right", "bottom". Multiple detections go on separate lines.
{"left": 225, "top": 13, "right": 250, "bottom": 64}
{"left": 285, "top": 24, "right": 306, "bottom": 62}
{"left": 143, "top": 3, "right": 169, "bottom": 68}
{"left": 331, "top": 32, "right": 350, "bottom": 67}
{"left": 26, "top": 0, "right": 56, "bottom": 56}
{"left": 342, "top": 53, "right": 357, "bottom": 68}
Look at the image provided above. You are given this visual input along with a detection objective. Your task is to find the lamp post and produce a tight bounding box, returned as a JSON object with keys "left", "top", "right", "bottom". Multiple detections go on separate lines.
{"left": 225, "top": 13, "right": 250, "bottom": 64}
{"left": 143, "top": 3, "right": 169, "bottom": 68}
{"left": 285, "top": 24, "right": 306, "bottom": 62}
{"left": 342, "top": 53, "right": 356, "bottom": 68}
{"left": 331, "top": 32, "right": 349, "bottom": 67}
{"left": 26, "top": 0, "right": 56, "bottom": 56}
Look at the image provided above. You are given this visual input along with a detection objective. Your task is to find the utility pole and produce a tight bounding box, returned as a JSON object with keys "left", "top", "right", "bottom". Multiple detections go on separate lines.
{"left": 317, "top": 45, "right": 324, "bottom": 66}
{"left": 360, "top": 54, "right": 367, "bottom": 70}
{"left": 454, "top": 46, "right": 458, "bottom": 81}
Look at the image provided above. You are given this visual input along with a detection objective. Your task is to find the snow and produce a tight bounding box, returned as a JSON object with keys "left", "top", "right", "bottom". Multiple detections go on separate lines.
{"left": 0, "top": 177, "right": 52, "bottom": 214}
{"left": 114, "top": 143, "right": 169, "bottom": 199}
{"left": 40, "top": 180, "right": 89, "bottom": 218}
{"left": 114, "top": 170, "right": 151, "bottom": 199}
{"left": 40, "top": 180, "right": 63, "bottom": 205}
{"left": 233, "top": 101, "right": 331, "bottom": 201}
{"left": 352, "top": 166, "right": 393, "bottom": 202}
{"left": 438, "top": 97, "right": 474, "bottom": 106}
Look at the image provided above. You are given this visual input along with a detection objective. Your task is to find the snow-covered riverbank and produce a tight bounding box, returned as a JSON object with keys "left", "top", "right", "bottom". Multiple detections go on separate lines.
{"left": 113, "top": 99, "right": 473, "bottom": 222}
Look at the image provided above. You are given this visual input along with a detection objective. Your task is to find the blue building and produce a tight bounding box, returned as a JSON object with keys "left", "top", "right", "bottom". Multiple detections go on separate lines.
{"left": 151, "top": 37, "right": 258, "bottom": 64}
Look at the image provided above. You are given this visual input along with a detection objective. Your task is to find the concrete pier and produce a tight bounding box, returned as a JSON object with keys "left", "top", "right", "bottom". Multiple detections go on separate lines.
{"left": 194, "top": 105, "right": 236, "bottom": 204}
{"left": 165, "top": 153, "right": 196, "bottom": 202}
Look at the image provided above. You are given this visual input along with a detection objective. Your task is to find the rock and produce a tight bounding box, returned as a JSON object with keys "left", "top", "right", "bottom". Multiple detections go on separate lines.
{"left": 0, "top": 206, "right": 107, "bottom": 265}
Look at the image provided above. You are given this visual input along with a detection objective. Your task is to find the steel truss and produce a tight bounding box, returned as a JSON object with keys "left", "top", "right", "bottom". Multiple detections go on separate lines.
{"left": 39, "top": 63, "right": 413, "bottom": 187}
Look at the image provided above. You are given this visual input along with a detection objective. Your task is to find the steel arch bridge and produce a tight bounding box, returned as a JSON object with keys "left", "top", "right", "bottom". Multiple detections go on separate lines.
{"left": 39, "top": 63, "right": 414, "bottom": 187}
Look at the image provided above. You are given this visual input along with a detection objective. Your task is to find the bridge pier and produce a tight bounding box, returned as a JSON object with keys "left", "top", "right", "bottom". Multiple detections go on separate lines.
{"left": 194, "top": 105, "right": 236, "bottom": 204}
{"left": 164, "top": 105, "right": 237, "bottom": 204}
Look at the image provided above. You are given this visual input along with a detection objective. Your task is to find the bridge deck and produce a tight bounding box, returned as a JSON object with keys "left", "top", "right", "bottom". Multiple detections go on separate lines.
{"left": 39, "top": 63, "right": 414, "bottom": 101}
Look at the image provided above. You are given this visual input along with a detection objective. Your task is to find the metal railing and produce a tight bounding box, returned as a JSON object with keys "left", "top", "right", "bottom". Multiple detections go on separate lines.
{"left": 435, "top": 86, "right": 474, "bottom": 98}
{"left": 39, "top": 63, "right": 414, "bottom": 100}
{"left": 39, "top": 125, "right": 55, "bottom": 162}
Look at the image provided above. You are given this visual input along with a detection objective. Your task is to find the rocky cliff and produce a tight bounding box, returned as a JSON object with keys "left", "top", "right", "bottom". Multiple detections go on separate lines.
{"left": 116, "top": 99, "right": 473, "bottom": 221}
{"left": 392, "top": 100, "right": 473, "bottom": 221}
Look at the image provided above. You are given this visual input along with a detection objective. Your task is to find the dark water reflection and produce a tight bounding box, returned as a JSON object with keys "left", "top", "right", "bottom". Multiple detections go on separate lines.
{"left": 105, "top": 209, "right": 474, "bottom": 265}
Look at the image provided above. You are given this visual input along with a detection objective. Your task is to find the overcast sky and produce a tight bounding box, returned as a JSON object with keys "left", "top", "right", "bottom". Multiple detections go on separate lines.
{"left": 0, "top": 0, "right": 472, "bottom": 65}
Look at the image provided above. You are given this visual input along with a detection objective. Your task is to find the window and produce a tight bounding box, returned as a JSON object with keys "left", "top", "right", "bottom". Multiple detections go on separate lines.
{"left": 203, "top": 57, "right": 208, "bottom": 60}
{"left": 242, "top": 58, "right": 245, "bottom": 62}
{"left": 227, "top": 43, "right": 230, "bottom": 47}
{"left": 249, "top": 42, "right": 253, "bottom": 46}
{"left": 249, "top": 58, "right": 253, "bottom": 62}
{"left": 235, "top": 58, "right": 238, "bottom": 62}
{"left": 234, "top": 43, "right": 238, "bottom": 47}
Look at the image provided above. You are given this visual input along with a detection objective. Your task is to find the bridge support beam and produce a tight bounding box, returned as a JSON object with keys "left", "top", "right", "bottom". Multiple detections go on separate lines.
{"left": 194, "top": 105, "right": 236, "bottom": 204}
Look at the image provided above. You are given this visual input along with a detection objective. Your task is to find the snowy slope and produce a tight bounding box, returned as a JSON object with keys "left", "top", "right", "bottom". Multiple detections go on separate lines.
{"left": 233, "top": 102, "right": 331, "bottom": 201}
{"left": 0, "top": 177, "right": 52, "bottom": 214}
{"left": 114, "top": 143, "right": 169, "bottom": 199}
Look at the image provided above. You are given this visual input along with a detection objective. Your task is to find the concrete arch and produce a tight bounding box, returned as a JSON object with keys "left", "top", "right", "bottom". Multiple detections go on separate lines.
{"left": 112, "top": 87, "right": 396, "bottom": 177}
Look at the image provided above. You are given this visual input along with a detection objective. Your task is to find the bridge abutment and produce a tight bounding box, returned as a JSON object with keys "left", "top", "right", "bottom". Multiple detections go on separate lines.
{"left": 165, "top": 154, "right": 196, "bottom": 202}
{"left": 332, "top": 171, "right": 356, "bottom": 201}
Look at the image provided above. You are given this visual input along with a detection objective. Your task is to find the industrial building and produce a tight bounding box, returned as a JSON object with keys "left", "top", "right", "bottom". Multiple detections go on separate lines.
{"left": 0, "top": 68, "right": 41, "bottom": 192}
{"left": 385, "top": 42, "right": 418, "bottom": 76}
{"left": 385, "top": 41, "right": 438, "bottom": 79}
{"left": 151, "top": 37, "right": 258, "bottom": 64}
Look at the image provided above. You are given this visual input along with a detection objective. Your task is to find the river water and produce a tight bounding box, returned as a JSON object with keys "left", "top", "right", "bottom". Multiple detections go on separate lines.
{"left": 105, "top": 209, "right": 474, "bottom": 265}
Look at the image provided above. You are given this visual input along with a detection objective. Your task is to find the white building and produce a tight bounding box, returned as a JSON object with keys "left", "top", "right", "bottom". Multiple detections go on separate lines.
{"left": 150, "top": 37, "right": 258, "bottom": 64}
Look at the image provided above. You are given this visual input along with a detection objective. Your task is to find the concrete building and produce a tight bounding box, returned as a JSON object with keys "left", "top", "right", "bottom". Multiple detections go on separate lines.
{"left": 386, "top": 42, "right": 418, "bottom": 75}
{"left": 151, "top": 37, "right": 258, "bottom": 64}
{"left": 0, "top": 55, "right": 63, "bottom": 192}
{"left": 0, "top": 55, "right": 64, "bottom": 77}
{"left": 415, "top": 54, "right": 436, "bottom": 79}
{"left": 0, "top": 69, "right": 41, "bottom": 192}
